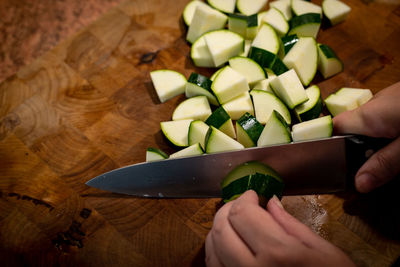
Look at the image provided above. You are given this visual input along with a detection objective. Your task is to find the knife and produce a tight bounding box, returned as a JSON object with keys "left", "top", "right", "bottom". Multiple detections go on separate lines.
{"left": 86, "top": 135, "right": 390, "bottom": 197}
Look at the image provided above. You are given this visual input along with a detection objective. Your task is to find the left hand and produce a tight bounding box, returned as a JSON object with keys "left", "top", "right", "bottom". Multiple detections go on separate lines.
{"left": 205, "top": 190, "right": 355, "bottom": 267}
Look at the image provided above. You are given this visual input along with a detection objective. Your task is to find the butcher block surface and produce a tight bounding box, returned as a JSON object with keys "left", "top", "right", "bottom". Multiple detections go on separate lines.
{"left": 1, "top": 0, "right": 400, "bottom": 266}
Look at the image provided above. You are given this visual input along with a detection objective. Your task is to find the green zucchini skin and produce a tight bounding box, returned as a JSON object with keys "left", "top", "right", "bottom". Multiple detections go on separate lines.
{"left": 281, "top": 34, "right": 299, "bottom": 55}
{"left": 228, "top": 13, "right": 258, "bottom": 27}
{"left": 248, "top": 47, "right": 288, "bottom": 75}
{"left": 318, "top": 44, "right": 339, "bottom": 59}
{"left": 222, "top": 173, "right": 284, "bottom": 202}
{"left": 205, "top": 106, "right": 230, "bottom": 128}
{"left": 237, "top": 112, "right": 264, "bottom": 144}
{"left": 289, "top": 13, "right": 321, "bottom": 29}
{"left": 297, "top": 96, "right": 322, "bottom": 122}
{"left": 146, "top": 147, "right": 168, "bottom": 159}
{"left": 188, "top": 72, "right": 213, "bottom": 91}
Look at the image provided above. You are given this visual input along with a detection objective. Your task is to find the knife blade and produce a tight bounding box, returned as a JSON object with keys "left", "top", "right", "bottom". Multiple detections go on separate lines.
{"left": 85, "top": 135, "right": 389, "bottom": 197}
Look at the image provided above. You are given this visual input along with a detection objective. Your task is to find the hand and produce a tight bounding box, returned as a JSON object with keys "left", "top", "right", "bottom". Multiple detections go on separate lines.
{"left": 205, "top": 190, "right": 355, "bottom": 267}
{"left": 333, "top": 82, "right": 400, "bottom": 193}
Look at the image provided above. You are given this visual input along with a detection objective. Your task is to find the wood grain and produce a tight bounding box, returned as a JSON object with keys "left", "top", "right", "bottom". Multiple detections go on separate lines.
{"left": 1, "top": 0, "right": 400, "bottom": 266}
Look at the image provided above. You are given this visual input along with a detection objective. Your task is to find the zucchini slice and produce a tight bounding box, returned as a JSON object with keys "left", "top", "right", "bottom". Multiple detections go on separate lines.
{"left": 208, "top": 0, "right": 236, "bottom": 13}
{"left": 288, "top": 13, "right": 321, "bottom": 38}
{"left": 146, "top": 147, "right": 168, "bottom": 162}
{"left": 222, "top": 173, "right": 284, "bottom": 203}
{"left": 317, "top": 43, "right": 343, "bottom": 79}
{"left": 191, "top": 34, "right": 215, "bottom": 67}
{"left": 205, "top": 106, "right": 236, "bottom": 139}
{"left": 160, "top": 119, "right": 193, "bottom": 147}
{"left": 324, "top": 88, "right": 372, "bottom": 116}
{"left": 182, "top": 1, "right": 209, "bottom": 26}
{"left": 270, "top": 0, "right": 292, "bottom": 20}
{"left": 229, "top": 56, "right": 266, "bottom": 86}
{"left": 257, "top": 110, "right": 292, "bottom": 146}
{"left": 294, "top": 85, "right": 323, "bottom": 122}
{"left": 236, "top": 112, "right": 264, "bottom": 148}
{"left": 204, "top": 30, "right": 245, "bottom": 67}
{"left": 188, "top": 120, "right": 210, "bottom": 149}
{"left": 222, "top": 161, "right": 282, "bottom": 187}
{"left": 283, "top": 37, "right": 318, "bottom": 86}
{"left": 205, "top": 126, "right": 244, "bottom": 154}
{"left": 251, "top": 23, "right": 280, "bottom": 55}
{"left": 172, "top": 96, "right": 212, "bottom": 121}
{"left": 291, "top": 0, "right": 322, "bottom": 17}
{"left": 322, "top": 0, "right": 351, "bottom": 26}
{"left": 150, "top": 70, "right": 187, "bottom": 103}
{"left": 260, "top": 8, "right": 289, "bottom": 36}
{"left": 236, "top": 0, "right": 268, "bottom": 15}
{"left": 211, "top": 66, "right": 250, "bottom": 104}
{"left": 210, "top": 68, "right": 224, "bottom": 81}
{"left": 239, "top": 39, "right": 252, "bottom": 57}
{"left": 186, "top": 4, "right": 227, "bottom": 44}
{"left": 250, "top": 89, "right": 291, "bottom": 124}
{"left": 186, "top": 73, "right": 219, "bottom": 106}
{"left": 291, "top": 115, "right": 333, "bottom": 142}
{"left": 222, "top": 91, "right": 255, "bottom": 120}
{"left": 228, "top": 13, "right": 259, "bottom": 40}
{"left": 252, "top": 75, "right": 276, "bottom": 93}
{"left": 169, "top": 143, "right": 204, "bottom": 159}
{"left": 270, "top": 69, "right": 308, "bottom": 109}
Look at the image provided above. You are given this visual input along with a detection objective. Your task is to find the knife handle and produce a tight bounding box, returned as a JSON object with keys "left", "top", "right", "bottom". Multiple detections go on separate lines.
{"left": 345, "top": 135, "right": 393, "bottom": 190}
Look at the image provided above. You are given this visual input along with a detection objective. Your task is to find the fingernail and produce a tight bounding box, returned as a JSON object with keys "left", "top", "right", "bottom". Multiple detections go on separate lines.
{"left": 356, "top": 173, "right": 376, "bottom": 193}
{"left": 272, "top": 195, "right": 284, "bottom": 209}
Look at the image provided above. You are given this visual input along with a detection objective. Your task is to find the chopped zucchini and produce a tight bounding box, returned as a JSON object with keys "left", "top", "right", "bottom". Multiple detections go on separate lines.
{"left": 172, "top": 96, "right": 212, "bottom": 121}
{"left": 146, "top": 147, "right": 168, "bottom": 162}
{"left": 208, "top": 0, "right": 236, "bottom": 13}
{"left": 188, "top": 120, "right": 210, "bottom": 150}
{"left": 237, "top": 0, "right": 268, "bottom": 15}
{"left": 260, "top": 7, "right": 289, "bottom": 36}
{"left": 222, "top": 91, "right": 255, "bottom": 120}
{"left": 270, "top": 0, "right": 292, "bottom": 20}
{"left": 205, "top": 126, "right": 244, "bottom": 153}
{"left": 186, "top": 73, "right": 219, "bottom": 106}
{"left": 291, "top": 115, "right": 333, "bottom": 142}
{"left": 150, "top": 70, "right": 187, "bottom": 103}
{"left": 294, "top": 85, "right": 323, "bottom": 122}
{"left": 169, "top": 143, "right": 204, "bottom": 158}
{"left": 288, "top": 13, "right": 321, "bottom": 38}
{"left": 236, "top": 112, "right": 264, "bottom": 147}
{"left": 257, "top": 110, "right": 292, "bottom": 146}
{"left": 205, "top": 106, "right": 236, "bottom": 139}
{"left": 228, "top": 13, "right": 258, "bottom": 40}
{"left": 251, "top": 23, "right": 280, "bottom": 55}
{"left": 322, "top": 0, "right": 351, "bottom": 26}
{"left": 182, "top": 1, "right": 210, "bottom": 26}
{"left": 229, "top": 56, "right": 266, "bottom": 86}
{"left": 160, "top": 119, "right": 193, "bottom": 147}
{"left": 317, "top": 43, "right": 343, "bottom": 79}
{"left": 250, "top": 89, "right": 291, "bottom": 124}
{"left": 191, "top": 34, "right": 215, "bottom": 67}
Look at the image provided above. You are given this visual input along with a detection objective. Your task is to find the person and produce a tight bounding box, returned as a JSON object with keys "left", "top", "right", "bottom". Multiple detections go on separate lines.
{"left": 205, "top": 82, "right": 400, "bottom": 266}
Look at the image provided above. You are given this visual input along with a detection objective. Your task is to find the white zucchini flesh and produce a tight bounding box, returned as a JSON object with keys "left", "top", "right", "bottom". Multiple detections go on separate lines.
{"left": 324, "top": 88, "right": 372, "bottom": 116}
{"left": 269, "top": 69, "right": 308, "bottom": 109}
{"left": 205, "top": 106, "right": 237, "bottom": 139}
{"left": 146, "top": 148, "right": 168, "bottom": 162}
{"left": 251, "top": 24, "right": 280, "bottom": 55}
{"left": 182, "top": 1, "right": 210, "bottom": 26}
{"left": 191, "top": 35, "right": 215, "bottom": 67}
{"left": 291, "top": 0, "right": 322, "bottom": 17}
{"left": 169, "top": 143, "right": 204, "bottom": 159}
{"left": 283, "top": 37, "right": 318, "bottom": 86}
{"left": 150, "top": 70, "right": 187, "bottom": 103}
{"left": 252, "top": 73, "right": 276, "bottom": 93}
{"left": 160, "top": 119, "right": 193, "bottom": 147}
{"left": 211, "top": 66, "right": 250, "bottom": 104}
{"left": 210, "top": 68, "right": 224, "bottom": 81}
{"left": 292, "top": 115, "right": 333, "bottom": 142}
{"left": 222, "top": 91, "right": 255, "bottom": 120}
{"left": 269, "top": 0, "right": 292, "bottom": 20}
{"left": 185, "top": 82, "right": 219, "bottom": 106}
{"left": 237, "top": 0, "right": 268, "bottom": 15}
{"left": 188, "top": 120, "right": 210, "bottom": 149}
{"left": 250, "top": 90, "right": 291, "bottom": 124}
{"left": 336, "top": 88, "right": 373, "bottom": 106}
{"left": 229, "top": 56, "right": 266, "bottom": 86}
{"left": 322, "top": 0, "right": 351, "bottom": 26}
{"left": 208, "top": 0, "right": 236, "bottom": 13}
{"left": 257, "top": 110, "right": 291, "bottom": 146}
{"left": 172, "top": 96, "right": 212, "bottom": 121}
{"left": 260, "top": 8, "right": 289, "bottom": 36}
{"left": 186, "top": 4, "right": 227, "bottom": 44}
{"left": 317, "top": 43, "right": 343, "bottom": 79}
{"left": 204, "top": 30, "right": 244, "bottom": 67}
{"left": 205, "top": 126, "right": 244, "bottom": 153}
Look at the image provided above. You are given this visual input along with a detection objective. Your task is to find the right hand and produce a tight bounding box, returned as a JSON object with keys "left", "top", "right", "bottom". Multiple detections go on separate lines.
{"left": 333, "top": 81, "right": 400, "bottom": 193}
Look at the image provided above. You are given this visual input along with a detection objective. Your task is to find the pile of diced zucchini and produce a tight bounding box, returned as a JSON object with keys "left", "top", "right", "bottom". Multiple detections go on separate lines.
{"left": 146, "top": 0, "right": 372, "bottom": 162}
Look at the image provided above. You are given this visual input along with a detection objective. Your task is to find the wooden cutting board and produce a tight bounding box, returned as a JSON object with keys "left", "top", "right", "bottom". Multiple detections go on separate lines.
{"left": 1, "top": 0, "right": 400, "bottom": 266}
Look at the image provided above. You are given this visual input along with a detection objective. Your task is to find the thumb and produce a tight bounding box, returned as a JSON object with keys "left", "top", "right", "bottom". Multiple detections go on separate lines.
{"left": 355, "top": 137, "right": 400, "bottom": 193}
